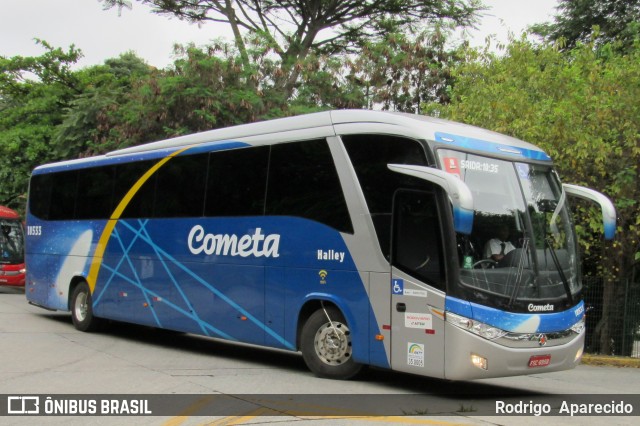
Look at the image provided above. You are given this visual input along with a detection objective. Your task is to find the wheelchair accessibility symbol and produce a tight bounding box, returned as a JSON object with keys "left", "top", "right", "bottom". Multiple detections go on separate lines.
{"left": 392, "top": 279, "right": 404, "bottom": 295}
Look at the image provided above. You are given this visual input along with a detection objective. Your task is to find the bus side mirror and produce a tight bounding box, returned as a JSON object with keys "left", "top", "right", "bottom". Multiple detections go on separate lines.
{"left": 388, "top": 164, "right": 474, "bottom": 235}
{"left": 563, "top": 183, "right": 617, "bottom": 240}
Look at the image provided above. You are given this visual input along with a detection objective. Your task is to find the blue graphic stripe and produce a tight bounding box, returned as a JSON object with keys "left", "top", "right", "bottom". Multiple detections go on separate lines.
{"left": 100, "top": 263, "right": 234, "bottom": 339}
{"left": 446, "top": 296, "right": 584, "bottom": 333}
{"left": 137, "top": 220, "right": 210, "bottom": 337}
{"left": 96, "top": 219, "right": 225, "bottom": 338}
{"left": 435, "top": 132, "right": 552, "bottom": 161}
{"left": 111, "top": 225, "right": 163, "bottom": 328}
{"left": 94, "top": 220, "right": 149, "bottom": 306}
{"left": 117, "top": 220, "right": 295, "bottom": 350}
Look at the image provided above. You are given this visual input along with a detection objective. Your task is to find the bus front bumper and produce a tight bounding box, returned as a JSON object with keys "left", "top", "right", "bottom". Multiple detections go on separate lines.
{"left": 444, "top": 322, "right": 585, "bottom": 380}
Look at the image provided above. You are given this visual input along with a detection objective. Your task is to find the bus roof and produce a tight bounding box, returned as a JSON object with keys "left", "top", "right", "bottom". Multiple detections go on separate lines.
{"left": 33, "top": 110, "right": 550, "bottom": 173}
{"left": 108, "top": 110, "right": 542, "bottom": 157}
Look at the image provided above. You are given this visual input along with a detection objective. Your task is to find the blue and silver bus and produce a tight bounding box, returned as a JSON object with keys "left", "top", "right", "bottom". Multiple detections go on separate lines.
{"left": 25, "top": 110, "right": 616, "bottom": 380}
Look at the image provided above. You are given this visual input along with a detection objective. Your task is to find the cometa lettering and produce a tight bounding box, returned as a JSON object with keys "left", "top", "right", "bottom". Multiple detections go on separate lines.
{"left": 528, "top": 303, "right": 554, "bottom": 312}
{"left": 188, "top": 225, "right": 280, "bottom": 258}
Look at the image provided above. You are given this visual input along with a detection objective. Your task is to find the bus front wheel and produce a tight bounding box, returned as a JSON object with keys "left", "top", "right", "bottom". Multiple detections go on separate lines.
{"left": 70, "top": 282, "right": 100, "bottom": 332}
{"left": 301, "top": 306, "right": 362, "bottom": 380}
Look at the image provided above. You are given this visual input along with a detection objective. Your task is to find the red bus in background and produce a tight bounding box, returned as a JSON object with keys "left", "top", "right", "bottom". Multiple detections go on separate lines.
{"left": 0, "top": 206, "right": 25, "bottom": 287}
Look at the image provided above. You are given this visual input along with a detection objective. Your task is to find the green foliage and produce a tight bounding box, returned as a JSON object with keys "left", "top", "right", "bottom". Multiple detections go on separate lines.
{"left": 427, "top": 38, "right": 639, "bottom": 270}
{"left": 347, "top": 28, "right": 460, "bottom": 112}
{"left": 100, "top": 0, "right": 483, "bottom": 100}
{"left": 0, "top": 41, "right": 83, "bottom": 212}
{"left": 54, "top": 52, "right": 152, "bottom": 157}
{"left": 425, "top": 38, "right": 640, "bottom": 353}
{"left": 89, "top": 40, "right": 297, "bottom": 152}
{"left": 531, "top": 0, "right": 640, "bottom": 52}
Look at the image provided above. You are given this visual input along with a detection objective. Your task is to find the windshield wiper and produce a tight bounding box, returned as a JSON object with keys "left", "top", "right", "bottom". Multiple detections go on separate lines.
{"left": 545, "top": 236, "right": 574, "bottom": 306}
{"left": 508, "top": 238, "right": 530, "bottom": 308}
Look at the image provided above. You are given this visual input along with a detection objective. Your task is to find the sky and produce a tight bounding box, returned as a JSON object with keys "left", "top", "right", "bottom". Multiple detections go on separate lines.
{"left": 1, "top": 0, "right": 560, "bottom": 69}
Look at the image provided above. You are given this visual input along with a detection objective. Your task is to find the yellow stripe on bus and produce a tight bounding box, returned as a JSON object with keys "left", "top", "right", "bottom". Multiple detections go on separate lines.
{"left": 86, "top": 146, "right": 193, "bottom": 293}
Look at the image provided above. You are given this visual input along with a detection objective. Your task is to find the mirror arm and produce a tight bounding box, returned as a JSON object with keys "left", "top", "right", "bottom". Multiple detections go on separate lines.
{"left": 388, "top": 164, "right": 474, "bottom": 234}
{"left": 563, "top": 183, "right": 617, "bottom": 240}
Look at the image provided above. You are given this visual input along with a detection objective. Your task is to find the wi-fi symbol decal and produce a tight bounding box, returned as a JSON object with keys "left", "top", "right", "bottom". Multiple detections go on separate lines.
{"left": 318, "top": 270, "right": 328, "bottom": 284}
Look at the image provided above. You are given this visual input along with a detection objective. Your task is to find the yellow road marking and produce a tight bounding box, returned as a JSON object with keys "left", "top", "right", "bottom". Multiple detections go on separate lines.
{"left": 161, "top": 395, "right": 218, "bottom": 426}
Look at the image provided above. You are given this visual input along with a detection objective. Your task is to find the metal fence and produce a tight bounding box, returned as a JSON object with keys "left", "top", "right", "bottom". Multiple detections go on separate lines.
{"left": 582, "top": 264, "right": 640, "bottom": 357}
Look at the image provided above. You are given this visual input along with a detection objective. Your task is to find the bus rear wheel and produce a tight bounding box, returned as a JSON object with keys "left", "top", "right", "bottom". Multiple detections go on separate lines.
{"left": 71, "top": 282, "right": 100, "bottom": 332}
{"left": 301, "top": 306, "right": 362, "bottom": 380}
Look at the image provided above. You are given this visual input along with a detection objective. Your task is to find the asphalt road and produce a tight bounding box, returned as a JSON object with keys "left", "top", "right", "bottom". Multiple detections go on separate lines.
{"left": 1, "top": 286, "right": 638, "bottom": 425}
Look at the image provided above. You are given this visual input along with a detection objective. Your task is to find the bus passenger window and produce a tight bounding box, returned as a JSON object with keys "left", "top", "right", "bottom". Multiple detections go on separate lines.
{"left": 266, "top": 140, "right": 353, "bottom": 233}
{"left": 76, "top": 166, "right": 115, "bottom": 220}
{"left": 154, "top": 153, "right": 208, "bottom": 218}
{"left": 117, "top": 161, "right": 157, "bottom": 219}
{"left": 49, "top": 170, "right": 78, "bottom": 220}
{"left": 205, "top": 146, "right": 269, "bottom": 217}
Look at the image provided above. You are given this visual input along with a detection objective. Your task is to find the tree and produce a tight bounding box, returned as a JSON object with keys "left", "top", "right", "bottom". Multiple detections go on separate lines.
{"left": 84, "top": 27, "right": 467, "bottom": 152}
{"left": 531, "top": 0, "right": 640, "bottom": 51}
{"left": 100, "top": 0, "right": 483, "bottom": 100}
{"left": 425, "top": 38, "right": 640, "bottom": 355}
{"left": 347, "top": 27, "right": 461, "bottom": 112}
{"left": 54, "top": 52, "right": 153, "bottom": 157}
{"left": 0, "top": 41, "right": 83, "bottom": 211}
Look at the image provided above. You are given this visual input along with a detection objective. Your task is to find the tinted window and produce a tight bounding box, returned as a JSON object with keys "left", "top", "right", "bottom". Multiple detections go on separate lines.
{"left": 49, "top": 170, "right": 78, "bottom": 220}
{"left": 205, "top": 147, "right": 269, "bottom": 217}
{"left": 29, "top": 139, "right": 355, "bottom": 229}
{"left": 76, "top": 166, "right": 115, "bottom": 219}
{"left": 28, "top": 174, "right": 54, "bottom": 220}
{"left": 117, "top": 161, "right": 156, "bottom": 219}
{"left": 266, "top": 139, "right": 352, "bottom": 233}
{"left": 154, "top": 154, "right": 208, "bottom": 217}
{"left": 393, "top": 190, "right": 445, "bottom": 290}
{"left": 342, "top": 135, "right": 429, "bottom": 257}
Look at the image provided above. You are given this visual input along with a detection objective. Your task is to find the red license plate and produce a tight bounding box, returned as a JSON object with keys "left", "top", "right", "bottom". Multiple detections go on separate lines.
{"left": 528, "top": 354, "right": 551, "bottom": 368}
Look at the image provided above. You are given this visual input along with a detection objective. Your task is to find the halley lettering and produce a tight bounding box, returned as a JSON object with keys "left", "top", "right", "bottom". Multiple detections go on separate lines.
{"left": 188, "top": 225, "right": 280, "bottom": 258}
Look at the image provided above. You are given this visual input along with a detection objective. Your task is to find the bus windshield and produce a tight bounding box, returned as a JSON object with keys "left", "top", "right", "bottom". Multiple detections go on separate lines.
{"left": 0, "top": 219, "right": 25, "bottom": 265}
{"left": 438, "top": 150, "right": 580, "bottom": 313}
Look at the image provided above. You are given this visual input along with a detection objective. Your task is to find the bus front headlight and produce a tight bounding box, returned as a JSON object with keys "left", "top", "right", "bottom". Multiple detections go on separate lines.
{"left": 446, "top": 312, "right": 508, "bottom": 340}
{"left": 570, "top": 316, "right": 585, "bottom": 335}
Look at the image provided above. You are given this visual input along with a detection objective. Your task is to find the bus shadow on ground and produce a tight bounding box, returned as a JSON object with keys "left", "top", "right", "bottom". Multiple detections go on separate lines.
{"left": 41, "top": 313, "right": 545, "bottom": 406}
{"left": 29, "top": 312, "right": 559, "bottom": 416}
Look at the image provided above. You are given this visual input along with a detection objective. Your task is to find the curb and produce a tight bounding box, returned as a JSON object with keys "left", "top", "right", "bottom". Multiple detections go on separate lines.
{"left": 581, "top": 354, "right": 640, "bottom": 368}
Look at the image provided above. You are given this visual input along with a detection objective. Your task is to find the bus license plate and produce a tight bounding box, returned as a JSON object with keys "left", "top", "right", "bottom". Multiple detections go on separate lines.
{"left": 528, "top": 355, "right": 551, "bottom": 368}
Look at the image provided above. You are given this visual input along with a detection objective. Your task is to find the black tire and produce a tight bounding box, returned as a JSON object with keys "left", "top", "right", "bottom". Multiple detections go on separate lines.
{"left": 301, "top": 306, "right": 362, "bottom": 380}
{"left": 70, "top": 282, "right": 100, "bottom": 332}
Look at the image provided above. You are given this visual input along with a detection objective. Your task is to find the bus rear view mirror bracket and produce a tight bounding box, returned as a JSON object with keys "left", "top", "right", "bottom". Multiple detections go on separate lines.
{"left": 388, "top": 164, "right": 474, "bottom": 235}
{"left": 562, "top": 183, "right": 617, "bottom": 240}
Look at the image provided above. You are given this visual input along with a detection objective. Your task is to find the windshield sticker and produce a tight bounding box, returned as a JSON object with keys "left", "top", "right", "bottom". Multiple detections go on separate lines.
{"left": 443, "top": 157, "right": 461, "bottom": 178}
{"left": 516, "top": 163, "right": 530, "bottom": 179}
{"left": 460, "top": 159, "right": 499, "bottom": 174}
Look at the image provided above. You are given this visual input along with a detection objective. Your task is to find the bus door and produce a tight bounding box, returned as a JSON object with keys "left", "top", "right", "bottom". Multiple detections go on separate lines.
{"left": 390, "top": 190, "right": 446, "bottom": 378}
